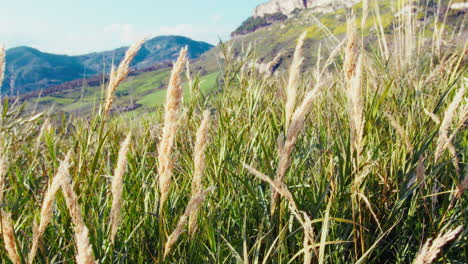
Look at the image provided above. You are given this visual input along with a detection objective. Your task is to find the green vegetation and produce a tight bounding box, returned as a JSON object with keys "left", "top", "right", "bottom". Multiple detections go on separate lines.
{"left": 0, "top": 1, "right": 466, "bottom": 263}
{"left": 232, "top": 12, "right": 288, "bottom": 36}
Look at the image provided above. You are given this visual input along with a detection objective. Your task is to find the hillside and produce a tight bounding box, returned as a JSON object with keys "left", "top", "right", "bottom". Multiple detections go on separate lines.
{"left": 18, "top": 0, "right": 467, "bottom": 115}
{"left": 2, "top": 36, "right": 213, "bottom": 95}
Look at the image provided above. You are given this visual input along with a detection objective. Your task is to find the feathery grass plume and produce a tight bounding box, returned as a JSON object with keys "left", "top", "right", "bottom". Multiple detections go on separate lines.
{"left": 158, "top": 47, "right": 188, "bottom": 212}
{"left": 243, "top": 164, "right": 318, "bottom": 260}
{"left": 385, "top": 112, "right": 413, "bottom": 153}
{"left": 103, "top": 38, "right": 146, "bottom": 116}
{"left": 61, "top": 172, "right": 96, "bottom": 264}
{"left": 188, "top": 110, "right": 211, "bottom": 236}
{"left": 109, "top": 133, "right": 132, "bottom": 244}
{"left": 0, "top": 151, "right": 7, "bottom": 205}
{"left": 1, "top": 212, "right": 21, "bottom": 264}
{"left": 413, "top": 225, "right": 463, "bottom": 264}
{"left": 163, "top": 186, "right": 215, "bottom": 259}
{"left": 285, "top": 31, "right": 307, "bottom": 128}
{"left": 0, "top": 45, "right": 5, "bottom": 89}
{"left": 434, "top": 87, "right": 466, "bottom": 162}
{"left": 271, "top": 85, "right": 322, "bottom": 214}
{"left": 28, "top": 150, "right": 72, "bottom": 263}
{"left": 345, "top": 16, "right": 364, "bottom": 156}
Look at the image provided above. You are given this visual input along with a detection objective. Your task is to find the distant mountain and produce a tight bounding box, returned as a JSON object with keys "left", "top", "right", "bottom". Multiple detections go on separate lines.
{"left": 2, "top": 36, "right": 214, "bottom": 95}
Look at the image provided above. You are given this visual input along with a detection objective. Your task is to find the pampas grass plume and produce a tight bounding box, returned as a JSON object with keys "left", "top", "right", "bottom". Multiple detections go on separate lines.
{"left": 104, "top": 38, "right": 146, "bottom": 116}
{"left": 271, "top": 85, "right": 321, "bottom": 214}
{"left": 435, "top": 87, "right": 466, "bottom": 161}
{"left": 345, "top": 16, "right": 364, "bottom": 156}
{"left": 61, "top": 170, "right": 96, "bottom": 264}
{"left": 285, "top": 31, "right": 307, "bottom": 128}
{"left": 158, "top": 47, "right": 188, "bottom": 212}
{"left": 189, "top": 110, "right": 211, "bottom": 236}
{"left": 163, "top": 186, "right": 215, "bottom": 259}
{"left": 109, "top": 133, "right": 132, "bottom": 244}
{"left": 1, "top": 212, "right": 21, "bottom": 264}
{"left": 29, "top": 150, "right": 72, "bottom": 264}
{"left": 413, "top": 226, "right": 463, "bottom": 264}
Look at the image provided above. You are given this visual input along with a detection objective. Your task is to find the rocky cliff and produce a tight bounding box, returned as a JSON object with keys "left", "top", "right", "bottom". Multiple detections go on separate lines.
{"left": 253, "top": 0, "right": 362, "bottom": 17}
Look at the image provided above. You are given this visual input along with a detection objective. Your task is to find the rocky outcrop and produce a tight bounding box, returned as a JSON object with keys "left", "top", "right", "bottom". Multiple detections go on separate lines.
{"left": 253, "top": 0, "right": 362, "bottom": 17}
{"left": 253, "top": 0, "right": 305, "bottom": 18}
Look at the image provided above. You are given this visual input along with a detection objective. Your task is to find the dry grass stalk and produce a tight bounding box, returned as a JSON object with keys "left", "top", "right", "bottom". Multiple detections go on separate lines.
{"left": 158, "top": 47, "right": 188, "bottom": 212}
{"left": 303, "top": 214, "right": 313, "bottom": 264}
{"left": 1, "top": 212, "right": 21, "bottom": 264}
{"left": 243, "top": 163, "right": 318, "bottom": 260}
{"left": 266, "top": 52, "right": 283, "bottom": 76}
{"left": 163, "top": 186, "right": 215, "bottom": 259}
{"left": 285, "top": 31, "right": 307, "bottom": 128}
{"left": 345, "top": 16, "right": 364, "bottom": 156}
{"left": 455, "top": 176, "right": 468, "bottom": 198}
{"left": 434, "top": 87, "right": 466, "bottom": 162}
{"left": 0, "top": 45, "right": 5, "bottom": 89}
{"left": 109, "top": 133, "right": 132, "bottom": 244}
{"left": 103, "top": 39, "right": 146, "bottom": 116}
{"left": 385, "top": 112, "right": 413, "bottom": 153}
{"left": 271, "top": 85, "right": 322, "bottom": 214}
{"left": 188, "top": 110, "right": 211, "bottom": 236}
{"left": 361, "top": 0, "right": 369, "bottom": 32}
{"left": 29, "top": 151, "right": 72, "bottom": 264}
{"left": 35, "top": 118, "right": 51, "bottom": 151}
{"left": 416, "top": 155, "right": 426, "bottom": 186}
{"left": 413, "top": 225, "right": 463, "bottom": 264}
{"left": 61, "top": 172, "right": 96, "bottom": 264}
{"left": 423, "top": 109, "right": 441, "bottom": 125}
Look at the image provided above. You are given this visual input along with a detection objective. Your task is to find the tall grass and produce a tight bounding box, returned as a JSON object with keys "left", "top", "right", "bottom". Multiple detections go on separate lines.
{"left": 0, "top": 1, "right": 466, "bottom": 263}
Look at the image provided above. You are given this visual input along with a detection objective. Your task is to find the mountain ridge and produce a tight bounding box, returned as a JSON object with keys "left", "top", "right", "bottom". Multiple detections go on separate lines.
{"left": 2, "top": 35, "right": 214, "bottom": 95}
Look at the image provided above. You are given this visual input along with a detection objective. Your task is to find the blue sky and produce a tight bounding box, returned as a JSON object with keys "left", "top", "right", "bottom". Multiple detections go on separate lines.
{"left": 0, "top": 0, "right": 265, "bottom": 54}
